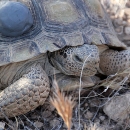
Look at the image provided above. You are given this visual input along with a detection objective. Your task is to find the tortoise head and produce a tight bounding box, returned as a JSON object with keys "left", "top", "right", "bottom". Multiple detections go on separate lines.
{"left": 0, "top": 1, "right": 33, "bottom": 37}
{"left": 49, "top": 44, "right": 100, "bottom": 77}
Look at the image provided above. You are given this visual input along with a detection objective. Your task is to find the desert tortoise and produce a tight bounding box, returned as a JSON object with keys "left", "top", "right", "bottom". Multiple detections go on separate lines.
{"left": 0, "top": 0, "right": 129, "bottom": 118}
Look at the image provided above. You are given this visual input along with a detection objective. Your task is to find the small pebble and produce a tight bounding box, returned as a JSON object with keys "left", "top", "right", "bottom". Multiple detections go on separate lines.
{"left": 124, "top": 26, "right": 130, "bottom": 35}
{"left": 84, "top": 103, "right": 88, "bottom": 107}
{"left": 99, "top": 116, "right": 105, "bottom": 121}
{"left": 0, "top": 122, "right": 5, "bottom": 130}
{"left": 84, "top": 111, "right": 93, "bottom": 119}
{"left": 34, "top": 121, "right": 43, "bottom": 128}
{"left": 94, "top": 119, "right": 100, "bottom": 125}
{"left": 42, "top": 111, "right": 52, "bottom": 118}
{"left": 50, "top": 119, "right": 60, "bottom": 128}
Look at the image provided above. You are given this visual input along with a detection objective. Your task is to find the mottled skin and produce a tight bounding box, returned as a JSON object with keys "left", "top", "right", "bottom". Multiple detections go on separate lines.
{"left": 100, "top": 49, "right": 130, "bottom": 75}
{"left": 49, "top": 44, "right": 99, "bottom": 76}
{"left": 0, "top": 0, "right": 130, "bottom": 118}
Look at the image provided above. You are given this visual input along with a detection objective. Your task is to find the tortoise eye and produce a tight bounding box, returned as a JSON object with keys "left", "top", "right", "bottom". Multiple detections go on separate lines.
{"left": 0, "top": 1, "right": 33, "bottom": 37}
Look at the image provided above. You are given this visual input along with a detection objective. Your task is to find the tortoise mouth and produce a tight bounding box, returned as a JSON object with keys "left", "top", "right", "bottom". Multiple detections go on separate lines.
{"left": 49, "top": 57, "right": 71, "bottom": 76}
{"left": 49, "top": 55, "right": 98, "bottom": 77}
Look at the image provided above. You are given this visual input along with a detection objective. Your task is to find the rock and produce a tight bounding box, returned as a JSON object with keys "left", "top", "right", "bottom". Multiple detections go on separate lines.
{"left": 34, "top": 121, "right": 43, "bottom": 128}
{"left": 124, "top": 8, "right": 130, "bottom": 18}
{"left": 113, "top": 18, "right": 123, "bottom": 27}
{"left": 101, "top": 0, "right": 130, "bottom": 45}
{"left": 124, "top": 41, "right": 130, "bottom": 46}
{"left": 126, "top": 18, "right": 130, "bottom": 24}
{"left": 94, "top": 119, "right": 100, "bottom": 125}
{"left": 126, "top": 1, "right": 130, "bottom": 7}
{"left": 0, "top": 122, "right": 5, "bottom": 130}
{"left": 42, "top": 111, "right": 52, "bottom": 118}
{"left": 73, "top": 122, "right": 83, "bottom": 130}
{"left": 102, "top": 1, "right": 126, "bottom": 16}
{"left": 87, "top": 123, "right": 102, "bottom": 130}
{"left": 102, "top": 119, "right": 109, "bottom": 126}
{"left": 122, "top": 20, "right": 127, "bottom": 25}
{"left": 117, "top": 10, "right": 125, "bottom": 19}
{"left": 103, "top": 92, "right": 130, "bottom": 122}
{"left": 115, "top": 26, "right": 124, "bottom": 34}
{"left": 84, "top": 103, "right": 88, "bottom": 107}
{"left": 122, "top": 35, "right": 130, "bottom": 41}
{"left": 124, "top": 26, "right": 130, "bottom": 35}
{"left": 99, "top": 116, "right": 105, "bottom": 121}
{"left": 45, "top": 104, "right": 55, "bottom": 111}
{"left": 84, "top": 111, "right": 93, "bottom": 120}
{"left": 89, "top": 98, "right": 101, "bottom": 107}
{"left": 50, "top": 119, "right": 60, "bottom": 128}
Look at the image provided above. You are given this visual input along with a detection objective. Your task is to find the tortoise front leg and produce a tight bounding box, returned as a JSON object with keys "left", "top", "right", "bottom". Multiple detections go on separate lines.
{"left": 99, "top": 49, "right": 130, "bottom": 75}
{"left": 0, "top": 63, "right": 50, "bottom": 118}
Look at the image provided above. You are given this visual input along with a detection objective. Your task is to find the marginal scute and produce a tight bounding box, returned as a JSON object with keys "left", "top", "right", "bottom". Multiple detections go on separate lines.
{"left": 83, "top": 28, "right": 105, "bottom": 45}
{"left": 0, "top": 47, "right": 10, "bottom": 66}
{"left": 108, "top": 35, "right": 126, "bottom": 48}
{"left": 91, "top": 33, "right": 103, "bottom": 45}
{"left": 44, "top": 0, "right": 79, "bottom": 23}
{"left": 11, "top": 41, "right": 40, "bottom": 62}
{"left": 35, "top": 34, "right": 63, "bottom": 52}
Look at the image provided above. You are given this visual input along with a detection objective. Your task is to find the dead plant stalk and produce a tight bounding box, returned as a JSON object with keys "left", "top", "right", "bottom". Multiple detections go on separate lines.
{"left": 50, "top": 80, "right": 76, "bottom": 130}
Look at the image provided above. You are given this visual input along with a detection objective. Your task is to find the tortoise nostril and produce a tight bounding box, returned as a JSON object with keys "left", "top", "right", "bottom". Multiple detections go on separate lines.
{"left": 75, "top": 55, "right": 83, "bottom": 62}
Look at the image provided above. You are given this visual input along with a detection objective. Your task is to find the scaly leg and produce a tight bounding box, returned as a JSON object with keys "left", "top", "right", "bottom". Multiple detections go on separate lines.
{"left": 99, "top": 49, "right": 130, "bottom": 75}
{"left": 0, "top": 63, "right": 50, "bottom": 118}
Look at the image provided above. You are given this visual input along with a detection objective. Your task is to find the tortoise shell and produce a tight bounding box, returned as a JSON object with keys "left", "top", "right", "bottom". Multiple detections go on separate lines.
{"left": 0, "top": 0, "right": 126, "bottom": 66}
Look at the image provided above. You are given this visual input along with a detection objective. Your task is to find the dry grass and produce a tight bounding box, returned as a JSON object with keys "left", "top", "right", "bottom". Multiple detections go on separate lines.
{"left": 50, "top": 80, "right": 76, "bottom": 130}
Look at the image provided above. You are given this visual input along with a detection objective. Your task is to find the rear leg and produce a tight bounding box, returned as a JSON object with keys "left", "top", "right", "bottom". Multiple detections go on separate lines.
{"left": 0, "top": 63, "right": 50, "bottom": 118}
